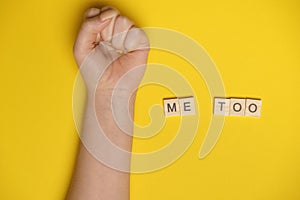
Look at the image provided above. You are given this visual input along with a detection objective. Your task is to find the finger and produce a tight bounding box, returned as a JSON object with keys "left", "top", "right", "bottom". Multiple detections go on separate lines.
{"left": 124, "top": 27, "right": 149, "bottom": 52}
{"left": 100, "top": 8, "right": 119, "bottom": 41}
{"left": 84, "top": 7, "right": 102, "bottom": 44}
{"left": 101, "top": 6, "right": 114, "bottom": 12}
{"left": 74, "top": 13, "right": 112, "bottom": 65}
{"left": 111, "top": 16, "right": 134, "bottom": 52}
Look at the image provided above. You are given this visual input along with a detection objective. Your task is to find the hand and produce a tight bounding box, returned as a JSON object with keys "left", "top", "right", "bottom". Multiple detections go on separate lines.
{"left": 73, "top": 7, "right": 149, "bottom": 92}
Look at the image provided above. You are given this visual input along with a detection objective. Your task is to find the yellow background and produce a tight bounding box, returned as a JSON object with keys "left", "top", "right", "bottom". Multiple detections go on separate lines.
{"left": 1, "top": 0, "right": 300, "bottom": 199}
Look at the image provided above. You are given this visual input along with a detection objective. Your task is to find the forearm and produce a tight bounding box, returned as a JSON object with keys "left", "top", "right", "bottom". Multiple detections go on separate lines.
{"left": 66, "top": 90, "right": 135, "bottom": 200}
{"left": 95, "top": 88, "right": 135, "bottom": 152}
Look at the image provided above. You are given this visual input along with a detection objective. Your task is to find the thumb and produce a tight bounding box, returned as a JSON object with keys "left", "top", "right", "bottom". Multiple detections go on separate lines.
{"left": 74, "top": 8, "right": 118, "bottom": 66}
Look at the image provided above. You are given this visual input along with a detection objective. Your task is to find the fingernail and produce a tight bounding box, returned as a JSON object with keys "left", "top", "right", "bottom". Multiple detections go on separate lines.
{"left": 92, "top": 8, "right": 101, "bottom": 16}
{"left": 101, "top": 6, "right": 114, "bottom": 12}
{"left": 85, "top": 8, "right": 101, "bottom": 18}
{"left": 100, "top": 9, "right": 119, "bottom": 21}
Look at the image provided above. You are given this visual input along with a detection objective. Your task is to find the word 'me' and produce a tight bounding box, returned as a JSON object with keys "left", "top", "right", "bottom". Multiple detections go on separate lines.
{"left": 214, "top": 98, "right": 262, "bottom": 117}
{"left": 163, "top": 97, "right": 195, "bottom": 116}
